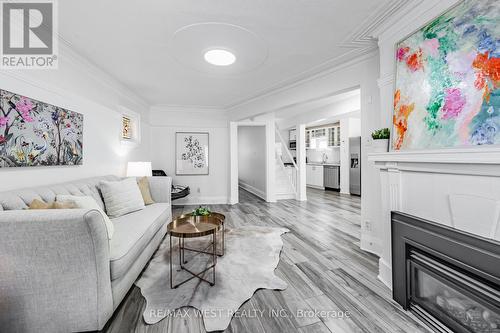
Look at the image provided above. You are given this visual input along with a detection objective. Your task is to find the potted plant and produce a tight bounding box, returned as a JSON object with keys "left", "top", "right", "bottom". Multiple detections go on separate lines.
{"left": 190, "top": 206, "right": 226, "bottom": 224}
{"left": 191, "top": 206, "right": 211, "bottom": 216}
{"left": 371, "top": 128, "right": 390, "bottom": 152}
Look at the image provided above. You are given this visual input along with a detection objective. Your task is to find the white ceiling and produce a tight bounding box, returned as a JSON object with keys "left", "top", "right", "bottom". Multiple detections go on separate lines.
{"left": 59, "top": 0, "right": 397, "bottom": 108}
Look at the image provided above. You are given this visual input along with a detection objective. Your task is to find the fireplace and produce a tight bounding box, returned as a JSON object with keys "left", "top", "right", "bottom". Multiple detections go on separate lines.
{"left": 391, "top": 212, "right": 500, "bottom": 333}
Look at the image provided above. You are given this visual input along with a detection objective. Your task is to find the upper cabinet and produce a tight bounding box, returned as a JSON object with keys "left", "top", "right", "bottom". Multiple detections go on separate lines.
{"left": 289, "top": 129, "right": 297, "bottom": 141}
{"left": 306, "top": 124, "right": 340, "bottom": 149}
{"left": 327, "top": 125, "right": 341, "bottom": 147}
{"left": 311, "top": 128, "right": 326, "bottom": 138}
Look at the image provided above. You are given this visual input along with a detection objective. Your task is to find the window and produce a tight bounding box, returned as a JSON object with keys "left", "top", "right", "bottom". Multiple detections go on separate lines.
{"left": 122, "top": 116, "right": 132, "bottom": 140}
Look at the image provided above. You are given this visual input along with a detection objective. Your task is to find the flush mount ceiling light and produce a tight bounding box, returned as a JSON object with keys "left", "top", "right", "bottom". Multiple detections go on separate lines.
{"left": 204, "top": 49, "right": 236, "bottom": 66}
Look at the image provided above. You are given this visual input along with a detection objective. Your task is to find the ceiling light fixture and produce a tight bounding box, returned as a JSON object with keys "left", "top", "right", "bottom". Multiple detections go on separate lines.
{"left": 204, "top": 49, "right": 236, "bottom": 66}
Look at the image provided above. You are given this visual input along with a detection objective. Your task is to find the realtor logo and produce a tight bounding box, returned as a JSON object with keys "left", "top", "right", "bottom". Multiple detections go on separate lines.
{"left": 1, "top": 0, "right": 58, "bottom": 69}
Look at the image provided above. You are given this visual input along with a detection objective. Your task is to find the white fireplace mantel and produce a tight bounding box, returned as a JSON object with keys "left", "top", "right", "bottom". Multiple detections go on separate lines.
{"left": 367, "top": 148, "right": 500, "bottom": 289}
{"left": 370, "top": 147, "right": 500, "bottom": 164}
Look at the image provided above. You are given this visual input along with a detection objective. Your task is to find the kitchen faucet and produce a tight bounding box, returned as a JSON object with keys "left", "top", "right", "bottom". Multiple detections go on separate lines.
{"left": 322, "top": 153, "right": 328, "bottom": 164}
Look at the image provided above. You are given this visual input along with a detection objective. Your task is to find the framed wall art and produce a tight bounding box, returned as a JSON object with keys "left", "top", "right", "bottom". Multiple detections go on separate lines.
{"left": 175, "top": 132, "right": 209, "bottom": 175}
{"left": 122, "top": 116, "right": 132, "bottom": 140}
{"left": 392, "top": 0, "right": 499, "bottom": 150}
{"left": 0, "top": 89, "right": 83, "bottom": 168}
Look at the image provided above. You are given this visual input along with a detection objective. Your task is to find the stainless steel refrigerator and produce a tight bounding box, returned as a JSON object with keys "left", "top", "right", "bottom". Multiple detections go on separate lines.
{"left": 349, "top": 136, "right": 361, "bottom": 196}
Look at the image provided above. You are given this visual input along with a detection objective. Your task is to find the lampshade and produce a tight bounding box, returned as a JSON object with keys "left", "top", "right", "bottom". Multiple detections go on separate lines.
{"left": 127, "top": 162, "right": 152, "bottom": 177}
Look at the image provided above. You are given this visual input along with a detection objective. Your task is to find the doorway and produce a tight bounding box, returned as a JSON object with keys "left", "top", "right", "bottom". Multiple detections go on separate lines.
{"left": 229, "top": 121, "right": 275, "bottom": 204}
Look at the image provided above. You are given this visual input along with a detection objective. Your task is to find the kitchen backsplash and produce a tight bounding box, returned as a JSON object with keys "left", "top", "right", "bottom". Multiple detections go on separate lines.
{"left": 307, "top": 148, "right": 340, "bottom": 164}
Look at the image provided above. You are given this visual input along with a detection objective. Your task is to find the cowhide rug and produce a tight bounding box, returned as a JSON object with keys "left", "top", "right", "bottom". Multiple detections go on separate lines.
{"left": 135, "top": 225, "right": 289, "bottom": 332}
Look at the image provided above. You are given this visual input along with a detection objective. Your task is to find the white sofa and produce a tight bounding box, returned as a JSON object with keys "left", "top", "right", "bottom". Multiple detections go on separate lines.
{"left": 0, "top": 175, "right": 172, "bottom": 332}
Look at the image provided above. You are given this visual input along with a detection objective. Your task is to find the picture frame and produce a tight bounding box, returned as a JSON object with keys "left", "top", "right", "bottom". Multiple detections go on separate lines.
{"left": 391, "top": 0, "right": 499, "bottom": 151}
{"left": 175, "top": 132, "right": 209, "bottom": 175}
{"left": 122, "top": 116, "right": 132, "bottom": 140}
{"left": 0, "top": 88, "right": 84, "bottom": 168}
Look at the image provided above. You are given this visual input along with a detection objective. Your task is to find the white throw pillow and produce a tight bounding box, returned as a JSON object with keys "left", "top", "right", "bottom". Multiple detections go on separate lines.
{"left": 56, "top": 194, "right": 114, "bottom": 240}
{"left": 99, "top": 178, "right": 145, "bottom": 218}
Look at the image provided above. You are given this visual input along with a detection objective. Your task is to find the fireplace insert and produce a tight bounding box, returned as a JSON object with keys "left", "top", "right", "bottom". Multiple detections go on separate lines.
{"left": 392, "top": 212, "right": 500, "bottom": 333}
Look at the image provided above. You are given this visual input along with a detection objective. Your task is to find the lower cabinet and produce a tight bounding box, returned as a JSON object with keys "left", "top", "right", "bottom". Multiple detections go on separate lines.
{"left": 306, "top": 165, "right": 324, "bottom": 188}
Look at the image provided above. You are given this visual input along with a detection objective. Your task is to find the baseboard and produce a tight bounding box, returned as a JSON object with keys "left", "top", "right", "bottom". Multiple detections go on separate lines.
{"left": 359, "top": 234, "right": 382, "bottom": 257}
{"left": 172, "top": 196, "right": 229, "bottom": 205}
{"left": 306, "top": 185, "right": 325, "bottom": 190}
{"left": 378, "top": 258, "right": 392, "bottom": 289}
{"left": 238, "top": 182, "right": 266, "bottom": 200}
{"left": 276, "top": 193, "right": 295, "bottom": 200}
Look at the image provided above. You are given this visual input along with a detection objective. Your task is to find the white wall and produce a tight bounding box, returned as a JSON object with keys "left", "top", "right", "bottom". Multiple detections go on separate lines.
{"left": 348, "top": 118, "right": 361, "bottom": 137}
{"left": 0, "top": 43, "right": 150, "bottom": 191}
{"left": 238, "top": 126, "right": 267, "bottom": 199}
{"left": 368, "top": 0, "right": 461, "bottom": 287}
{"left": 149, "top": 107, "right": 229, "bottom": 204}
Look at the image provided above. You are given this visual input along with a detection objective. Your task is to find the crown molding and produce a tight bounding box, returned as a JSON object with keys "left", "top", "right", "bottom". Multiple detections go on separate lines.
{"left": 57, "top": 36, "right": 149, "bottom": 110}
{"left": 338, "top": 0, "right": 408, "bottom": 49}
{"left": 150, "top": 104, "right": 226, "bottom": 112}
{"left": 224, "top": 0, "right": 413, "bottom": 111}
{"left": 370, "top": 0, "right": 428, "bottom": 40}
{"left": 226, "top": 48, "right": 376, "bottom": 113}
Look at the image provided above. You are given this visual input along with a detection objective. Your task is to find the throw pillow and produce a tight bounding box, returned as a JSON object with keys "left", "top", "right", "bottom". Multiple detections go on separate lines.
{"left": 29, "top": 199, "right": 77, "bottom": 210}
{"left": 99, "top": 178, "right": 145, "bottom": 218}
{"left": 56, "top": 194, "right": 114, "bottom": 240}
{"left": 137, "top": 177, "right": 155, "bottom": 205}
{"left": 29, "top": 198, "right": 52, "bottom": 209}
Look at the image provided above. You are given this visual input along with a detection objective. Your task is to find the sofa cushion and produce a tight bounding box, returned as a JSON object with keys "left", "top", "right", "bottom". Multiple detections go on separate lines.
{"left": 99, "top": 178, "right": 145, "bottom": 218}
{"left": 0, "top": 175, "right": 119, "bottom": 211}
{"left": 109, "top": 203, "right": 170, "bottom": 280}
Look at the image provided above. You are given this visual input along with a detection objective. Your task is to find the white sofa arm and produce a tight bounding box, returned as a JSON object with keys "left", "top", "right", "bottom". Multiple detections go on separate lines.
{"left": 0, "top": 209, "right": 113, "bottom": 332}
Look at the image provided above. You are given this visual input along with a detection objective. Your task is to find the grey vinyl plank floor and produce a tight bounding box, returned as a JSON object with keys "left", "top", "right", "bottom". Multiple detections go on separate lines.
{"left": 104, "top": 188, "right": 432, "bottom": 333}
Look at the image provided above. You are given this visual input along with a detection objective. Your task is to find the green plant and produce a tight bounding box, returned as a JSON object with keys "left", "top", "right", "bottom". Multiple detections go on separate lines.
{"left": 191, "top": 206, "right": 211, "bottom": 216}
{"left": 371, "top": 128, "right": 390, "bottom": 140}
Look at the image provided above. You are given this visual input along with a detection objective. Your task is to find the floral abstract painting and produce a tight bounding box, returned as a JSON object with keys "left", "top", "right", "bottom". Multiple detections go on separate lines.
{"left": 393, "top": 0, "right": 499, "bottom": 150}
{"left": 175, "top": 132, "right": 209, "bottom": 175}
{"left": 0, "top": 89, "right": 83, "bottom": 167}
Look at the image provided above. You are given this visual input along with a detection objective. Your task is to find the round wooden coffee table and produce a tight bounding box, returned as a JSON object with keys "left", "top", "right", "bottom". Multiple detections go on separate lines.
{"left": 167, "top": 215, "right": 223, "bottom": 289}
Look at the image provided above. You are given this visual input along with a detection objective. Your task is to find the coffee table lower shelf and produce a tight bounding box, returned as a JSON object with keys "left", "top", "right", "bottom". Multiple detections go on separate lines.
{"left": 168, "top": 215, "right": 223, "bottom": 289}
{"left": 169, "top": 232, "right": 217, "bottom": 289}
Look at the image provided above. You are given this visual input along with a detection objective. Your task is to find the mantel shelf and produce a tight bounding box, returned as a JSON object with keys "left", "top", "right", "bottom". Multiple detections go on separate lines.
{"left": 368, "top": 148, "right": 500, "bottom": 165}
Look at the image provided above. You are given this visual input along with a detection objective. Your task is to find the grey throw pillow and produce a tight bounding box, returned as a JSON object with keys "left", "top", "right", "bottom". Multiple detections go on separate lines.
{"left": 99, "top": 178, "right": 145, "bottom": 218}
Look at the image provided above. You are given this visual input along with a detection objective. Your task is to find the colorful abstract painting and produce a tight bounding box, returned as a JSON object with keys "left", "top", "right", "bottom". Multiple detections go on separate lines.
{"left": 0, "top": 89, "right": 83, "bottom": 167}
{"left": 393, "top": 0, "right": 499, "bottom": 150}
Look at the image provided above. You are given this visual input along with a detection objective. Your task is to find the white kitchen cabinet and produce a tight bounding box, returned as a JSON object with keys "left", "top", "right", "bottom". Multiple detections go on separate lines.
{"left": 306, "top": 164, "right": 324, "bottom": 188}
{"left": 289, "top": 129, "right": 297, "bottom": 141}
{"left": 328, "top": 125, "right": 341, "bottom": 147}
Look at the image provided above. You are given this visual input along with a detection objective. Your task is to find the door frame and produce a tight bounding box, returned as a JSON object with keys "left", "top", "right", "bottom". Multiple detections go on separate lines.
{"left": 229, "top": 121, "right": 276, "bottom": 204}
